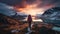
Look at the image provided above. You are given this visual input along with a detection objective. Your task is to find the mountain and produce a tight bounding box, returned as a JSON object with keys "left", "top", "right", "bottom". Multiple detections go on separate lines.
{"left": 0, "top": 13, "right": 28, "bottom": 30}
{"left": 38, "top": 7, "right": 60, "bottom": 26}
{"left": 11, "top": 13, "right": 27, "bottom": 20}
{"left": 0, "top": 13, "right": 23, "bottom": 25}
{"left": 0, "top": 3, "right": 27, "bottom": 20}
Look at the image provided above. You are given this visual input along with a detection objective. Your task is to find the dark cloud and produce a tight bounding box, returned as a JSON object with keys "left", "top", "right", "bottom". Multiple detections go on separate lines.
{"left": 0, "top": 3, "right": 16, "bottom": 16}
{"left": 26, "top": 0, "right": 36, "bottom": 4}
{"left": 37, "top": 0, "right": 60, "bottom": 8}
{"left": 0, "top": 0, "right": 26, "bottom": 8}
{"left": 0, "top": 3, "right": 27, "bottom": 16}
{"left": 0, "top": 0, "right": 60, "bottom": 8}
{"left": 0, "top": 0, "right": 36, "bottom": 5}
{"left": 0, "top": 0, "right": 23, "bottom": 5}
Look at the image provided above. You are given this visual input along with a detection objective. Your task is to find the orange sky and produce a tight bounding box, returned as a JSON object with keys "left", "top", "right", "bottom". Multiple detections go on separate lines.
{"left": 15, "top": 4, "right": 53, "bottom": 16}
{"left": 14, "top": 0, "right": 54, "bottom": 16}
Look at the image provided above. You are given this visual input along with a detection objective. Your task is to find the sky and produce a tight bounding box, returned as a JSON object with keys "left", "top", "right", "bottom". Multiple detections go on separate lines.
{"left": 0, "top": 3, "right": 16, "bottom": 16}
{"left": 0, "top": 0, "right": 60, "bottom": 16}
{"left": 0, "top": 0, "right": 60, "bottom": 7}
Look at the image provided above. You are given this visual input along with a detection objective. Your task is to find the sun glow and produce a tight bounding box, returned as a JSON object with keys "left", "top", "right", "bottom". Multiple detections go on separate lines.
{"left": 16, "top": 4, "right": 46, "bottom": 22}
{"left": 17, "top": 4, "right": 45, "bottom": 16}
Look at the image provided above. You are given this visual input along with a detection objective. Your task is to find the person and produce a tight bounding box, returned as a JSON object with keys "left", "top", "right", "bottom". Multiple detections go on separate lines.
{"left": 27, "top": 15, "right": 32, "bottom": 29}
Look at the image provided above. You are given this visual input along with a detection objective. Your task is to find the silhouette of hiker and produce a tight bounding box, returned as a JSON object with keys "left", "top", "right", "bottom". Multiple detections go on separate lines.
{"left": 27, "top": 15, "right": 32, "bottom": 29}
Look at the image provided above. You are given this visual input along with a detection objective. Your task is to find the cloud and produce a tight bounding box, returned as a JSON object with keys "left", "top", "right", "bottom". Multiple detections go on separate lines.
{"left": 0, "top": 0, "right": 60, "bottom": 16}
{"left": 0, "top": 3, "right": 16, "bottom": 16}
{"left": 0, "top": 0, "right": 26, "bottom": 8}
{"left": 0, "top": 0, "right": 23, "bottom": 5}
{"left": 26, "top": 0, "right": 36, "bottom": 4}
{"left": 0, "top": 0, "right": 60, "bottom": 8}
{"left": 36, "top": 0, "right": 60, "bottom": 8}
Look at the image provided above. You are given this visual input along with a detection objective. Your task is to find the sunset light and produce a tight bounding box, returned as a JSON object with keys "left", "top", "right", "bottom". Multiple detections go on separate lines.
{"left": 16, "top": 4, "right": 45, "bottom": 16}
